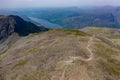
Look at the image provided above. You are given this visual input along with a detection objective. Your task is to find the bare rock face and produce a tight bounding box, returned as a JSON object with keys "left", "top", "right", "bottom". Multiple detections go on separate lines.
{"left": 0, "top": 33, "right": 20, "bottom": 54}
{"left": 9, "top": 15, "right": 49, "bottom": 36}
{"left": 0, "top": 15, "right": 15, "bottom": 42}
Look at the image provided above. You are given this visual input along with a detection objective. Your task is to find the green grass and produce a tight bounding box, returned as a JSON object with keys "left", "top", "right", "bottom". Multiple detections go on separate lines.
{"left": 49, "top": 29, "right": 89, "bottom": 36}
{"left": 100, "top": 61, "right": 120, "bottom": 76}
{"left": 64, "top": 30, "right": 89, "bottom": 36}
{"left": 78, "top": 38, "right": 88, "bottom": 42}
{"left": 27, "top": 48, "right": 40, "bottom": 53}
{"left": 11, "top": 74, "right": 18, "bottom": 80}
{"left": 95, "top": 42, "right": 117, "bottom": 55}
{"left": 0, "top": 55, "right": 2, "bottom": 60}
{"left": 21, "top": 70, "right": 51, "bottom": 80}
{"left": 0, "top": 74, "right": 4, "bottom": 80}
{"left": 95, "top": 41, "right": 120, "bottom": 76}
{"left": 108, "top": 35, "right": 120, "bottom": 39}
{"left": 21, "top": 48, "right": 40, "bottom": 56}
{"left": 12, "top": 60, "right": 27, "bottom": 69}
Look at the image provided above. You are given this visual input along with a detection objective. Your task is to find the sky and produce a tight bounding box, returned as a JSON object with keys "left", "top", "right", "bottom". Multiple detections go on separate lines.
{"left": 0, "top": 0, "right": 120, "bottom": 8}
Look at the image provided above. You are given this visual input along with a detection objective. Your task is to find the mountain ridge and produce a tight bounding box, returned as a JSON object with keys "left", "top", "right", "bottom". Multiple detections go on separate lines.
{"left": 0, "top": 15, "right": 48, "bottom": 42}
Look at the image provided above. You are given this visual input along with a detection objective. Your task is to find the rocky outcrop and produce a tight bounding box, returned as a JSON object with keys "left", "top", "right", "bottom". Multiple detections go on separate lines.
{"left": 0, "top": 15, "right": 15, "bottom": 42}
{"left": 9, "top": 15, "right": 49, "bottom": 36}
{"left": 0, "top": 15, "right": 48, "bottom": 42}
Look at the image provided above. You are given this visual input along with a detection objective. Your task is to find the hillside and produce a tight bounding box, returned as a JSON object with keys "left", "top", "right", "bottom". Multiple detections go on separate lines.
{"left": 0, "top": 15, "right": 48, "bottom": 42}
{"left": 0, "top": 28, "right": 120, "bottom": 80}
{"left": 81, "top": 26, "right": 120, "bottom": 50}
{"left": 81, "top": 27, "right": 120, "bottom": 38}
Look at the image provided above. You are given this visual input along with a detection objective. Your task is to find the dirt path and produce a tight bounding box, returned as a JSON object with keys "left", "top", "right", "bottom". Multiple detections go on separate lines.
{"left": 60, "top": 66, "right": 68, "bottom": 80}
{"left": 70, "top": 35, "right": 95, "bottom": 62}
{"left": 0, "top": 35, "right": 94, "bottom": 69}
{"left": 59, "top": 35, "right": 95, "bottom": 80}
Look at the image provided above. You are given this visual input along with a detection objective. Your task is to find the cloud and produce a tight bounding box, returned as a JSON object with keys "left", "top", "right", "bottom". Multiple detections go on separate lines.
{"left": 0, "top": 0, "right": 120, "bottom": 8}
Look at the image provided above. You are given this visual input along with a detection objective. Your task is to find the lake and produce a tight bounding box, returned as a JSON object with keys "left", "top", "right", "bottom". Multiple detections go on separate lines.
{"left": 28, "top": 17, "right": 62, "bottom": 29}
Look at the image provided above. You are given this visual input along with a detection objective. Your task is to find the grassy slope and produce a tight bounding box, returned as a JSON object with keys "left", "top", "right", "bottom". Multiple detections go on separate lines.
{"left": 0, "top": 29, "right": 120, "bottom": 80}
{"left": 81, "top": 26, "right": 120, "bottom": 48}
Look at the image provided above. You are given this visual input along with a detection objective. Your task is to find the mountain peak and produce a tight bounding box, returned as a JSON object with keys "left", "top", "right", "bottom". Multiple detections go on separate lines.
{"left": 0, "top": 15, "right": 48, "bottom": 41}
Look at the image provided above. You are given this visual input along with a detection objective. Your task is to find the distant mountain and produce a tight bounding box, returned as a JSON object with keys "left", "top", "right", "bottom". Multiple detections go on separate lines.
{"left": 48, "top": 7, "right": 120, "bottom": 29}
{"left": 0, "top": 15, "right": 48, "bottom": 42}
{"left": 15, "top": 7, "right": 120, "bottom": 29}
{"left": 61, "top": 13, "right": 118, "bottom": 29}
{"left": 0, "top": 10, "right": 31, "bottom": 21}
{"left": 60, "top": 7, "right": 120, "bottom": 29}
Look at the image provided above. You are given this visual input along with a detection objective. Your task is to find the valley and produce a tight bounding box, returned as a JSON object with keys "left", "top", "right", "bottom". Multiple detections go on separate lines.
{"left": 14, "top": 7, "right": 120, "bottom": 29}
{"left": 0, "top": 7, "right": 120, "bottom": 80}
{"left": 28, "top": 17, "right": 62, "bottom": 29}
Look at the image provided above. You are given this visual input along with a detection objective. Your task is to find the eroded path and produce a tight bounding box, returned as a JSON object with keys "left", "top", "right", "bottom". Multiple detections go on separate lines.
{"left": 70, "top": 35, "right": 95, "bottom": 62}
{"left": 59, "top": 35, "right": 95, "bottom": 80}
{"left": 60, "top": 66, "right": 68, "bottom": 80}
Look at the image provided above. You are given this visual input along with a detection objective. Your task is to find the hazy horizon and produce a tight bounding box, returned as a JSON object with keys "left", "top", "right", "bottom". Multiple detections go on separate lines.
{"left": 0, "top": 0, "right": 120, "bottom": 9}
